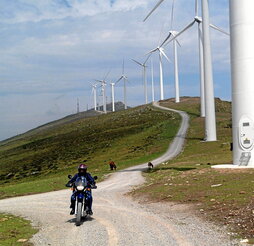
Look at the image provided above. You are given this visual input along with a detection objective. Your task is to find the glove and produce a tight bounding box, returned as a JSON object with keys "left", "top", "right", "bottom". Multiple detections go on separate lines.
{"left": 65, "top": 182, "right": 72, "bottom": 188}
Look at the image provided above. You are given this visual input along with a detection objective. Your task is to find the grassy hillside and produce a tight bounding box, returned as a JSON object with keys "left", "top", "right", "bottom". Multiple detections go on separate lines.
{"left": 132, "top": 97, "right": 254, "bottom": 242}
{"left": 0, "top": 104, "right": 181, "bottom": 199}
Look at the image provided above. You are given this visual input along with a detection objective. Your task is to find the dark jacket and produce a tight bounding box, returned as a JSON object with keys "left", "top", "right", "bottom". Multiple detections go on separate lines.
{"left": 67, "top": 172, "right": 95, "bottom": 187}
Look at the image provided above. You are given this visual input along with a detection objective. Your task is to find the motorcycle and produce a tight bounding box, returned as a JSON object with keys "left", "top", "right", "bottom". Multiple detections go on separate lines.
{"left": 67, "top": 174, "right": 97, "bottom": 226}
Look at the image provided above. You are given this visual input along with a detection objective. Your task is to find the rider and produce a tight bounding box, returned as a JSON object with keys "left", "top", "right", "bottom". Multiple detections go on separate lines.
{"left": 66, "top": 164, "right": 96, "bottom": 215}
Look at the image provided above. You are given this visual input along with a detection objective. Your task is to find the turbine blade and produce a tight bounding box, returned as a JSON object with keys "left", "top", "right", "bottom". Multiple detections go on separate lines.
{"left": 210, "top": 23, "right": 230, "bottom": 36}
{"left": 143, "top": 0, "right": 165, "bottom": 22}
{"left": 170, "top": 0, "right": 175, "bottom": 30}
{"left": 132, "top": 59, "right": 143, "bottom": 67}
{"left": 171, "top": 32, "right": 181, "bottom": 47}
{"left": 122, "top": 59, "right": 125, "bottom": 74}
{"left": 160, "top": 48, "right": 170, "bottom": 62}
{"left": 160, "top": 33, "right": 172, "bottom": 47}
{"left": 195, "top": 0, "right": 198, "bottom": 16}
{"left": 115, "top": 76, "right": 123, "bottom": 84}
{"left": 144, "top": 53, "right": 152, "bottom": 64}
{"left": 169, "top": 20, "right": 196, "bottom": 41}
{"left": 145, "top": 48, "right": 158, "bottom": 56}
{"left": 90, "top": 88, "right": 94, "bottom": 98}
{"left": 95, "top": 79, "right": 103, "bottom": 83}
{"left": 104, "top": 69, "right": 111, "bottom": 80}
{"left": 175, "top": 38, "right": 181, "bottom": 47}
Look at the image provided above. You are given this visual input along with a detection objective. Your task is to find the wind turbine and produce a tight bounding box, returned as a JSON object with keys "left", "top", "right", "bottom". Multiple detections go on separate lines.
{"left": 95, "top": 71, "right": 110, "bottom": 113}
{"left": 115, "top": 60, "right": 129, "bottom": 110}
{"left": 165, "top": 0, "right": 229, "bottom": 117}
{"left": 146, "top": 45, "right": 170, "bottom": 101}
{"left": 110, "top": 81, "right": 116, "bottom": 112}
{"left": 89, "top": 82, "right": 97, "bottom": 111}
{"left": 132, "top": 57, "right": 150, "bottom": 104}
{"left": 144, "top": 0, "right": 181, "bottom": 103}
{"left": 156, "top": 0, "right": 181, "bottom": 103}
{"left": 77, "top": 98, "right": 80, "bottom": 114}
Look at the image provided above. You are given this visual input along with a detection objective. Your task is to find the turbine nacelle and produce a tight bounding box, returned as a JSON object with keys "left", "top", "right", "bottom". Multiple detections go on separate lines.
{"left": 194, "top": 16, "right": 202, "bottom": 23}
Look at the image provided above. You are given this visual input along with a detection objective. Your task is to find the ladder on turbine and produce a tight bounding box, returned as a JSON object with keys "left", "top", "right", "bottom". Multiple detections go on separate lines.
{"left": 239, "top": 152, "right": 251, "bottom": 166}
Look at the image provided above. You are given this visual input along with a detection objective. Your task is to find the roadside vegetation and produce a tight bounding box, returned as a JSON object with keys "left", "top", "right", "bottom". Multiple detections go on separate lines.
{"left": 0, "top": 104, "right": 180, "bottom": 199}
{"left": 131, "top": 97, "right": 254, "bottom": 243}
{"left": 0, "top": 213, "right": 37, "bottom": 245}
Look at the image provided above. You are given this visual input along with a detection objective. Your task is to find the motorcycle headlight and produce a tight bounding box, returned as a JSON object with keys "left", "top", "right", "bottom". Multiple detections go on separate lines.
{"left": 77, "top": 185, "right": 84, "bottom": 191}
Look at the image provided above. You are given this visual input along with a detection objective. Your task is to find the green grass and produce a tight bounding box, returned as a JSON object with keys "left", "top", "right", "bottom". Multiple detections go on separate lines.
{"left": 0, "top": 104, "right": 181, "bottom": 199}
{"left": 132, "top": 97, "right": 254, "bottom": 241}
{"left": 0, "top": 213, "right": 37, "bottom": 246}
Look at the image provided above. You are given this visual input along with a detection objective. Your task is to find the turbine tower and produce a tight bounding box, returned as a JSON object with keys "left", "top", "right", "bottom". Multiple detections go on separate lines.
{"left": 201, "top": 0, "right": 216, "bottom": 141}
{"left": 77, "top": 98, "right": 80, "bottom": 114}
{"left": 110, "top": 81, "right": 116, "bottom": 112}
{"left": 151, "top": 58, "right": 155, "bottom": 102}
{"left": 230, "top": 0, "right": 254, "bottom": 167}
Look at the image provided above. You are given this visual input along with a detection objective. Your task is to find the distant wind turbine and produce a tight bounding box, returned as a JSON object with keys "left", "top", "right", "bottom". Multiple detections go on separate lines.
{"left": 149, "top": 0, "right": 181, "bottom": 103}
{"left": 95, "top": 70, "right": 110, "bottom": 113}
{"left": 110, "top": 81, "right": 116, "bottom": 112}
{"left": 132, "top": 57, "right": 150, "bottom": 104}
{"left": 146, "top": 45, "right": 170, "bottom": 101}
{"left": 89, "top": 82, "right": 97, "bottom": 111}
{"left": 115, "top": 59, "right": 129, "bottom": 110}
{"left": 77, "top": 98, "right": 80, "bottom": 114}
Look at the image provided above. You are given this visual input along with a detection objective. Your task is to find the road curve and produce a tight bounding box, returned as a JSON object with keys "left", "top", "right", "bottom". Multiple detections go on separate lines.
{"left": 0, "top": 102, "right": 240, "bottom": 246}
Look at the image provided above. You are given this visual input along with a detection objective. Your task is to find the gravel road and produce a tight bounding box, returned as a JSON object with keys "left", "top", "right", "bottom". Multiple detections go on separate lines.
{"left": 0, "top": 102, "right": 242, "bottom": 246}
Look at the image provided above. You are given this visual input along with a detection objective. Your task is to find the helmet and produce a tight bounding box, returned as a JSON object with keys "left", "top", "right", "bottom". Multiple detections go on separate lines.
{"left": 78, "top": 164, "right": 87, "bottom": 173}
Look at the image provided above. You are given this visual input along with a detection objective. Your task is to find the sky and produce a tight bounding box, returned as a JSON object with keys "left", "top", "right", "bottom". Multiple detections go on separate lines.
{"left": 0, "top": 0, "right": 230, "bottom": 141}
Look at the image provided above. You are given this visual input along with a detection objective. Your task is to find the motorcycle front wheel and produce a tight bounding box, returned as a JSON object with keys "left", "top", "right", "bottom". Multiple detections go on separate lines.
{"left": 76, "top": 202, "right": 82, "bottom": 226}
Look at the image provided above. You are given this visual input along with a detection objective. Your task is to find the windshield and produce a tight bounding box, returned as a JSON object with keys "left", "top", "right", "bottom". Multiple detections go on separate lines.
{"left": 74, "top": 176, "right": 88, "bottom": 188}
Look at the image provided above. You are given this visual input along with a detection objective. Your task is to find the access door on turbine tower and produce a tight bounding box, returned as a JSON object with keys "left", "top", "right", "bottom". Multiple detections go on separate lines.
{"left": 239, "top": 116, "right": 254, "bottom": 150}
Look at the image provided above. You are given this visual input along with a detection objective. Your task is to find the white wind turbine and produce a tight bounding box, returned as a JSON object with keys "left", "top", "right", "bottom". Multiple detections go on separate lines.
{"left": 110, "top": 81, "right": 116, "bottom": 112}
{"left": 146, "top": 45, "right": 170, "bottom": 101}
{"left": 166, "top": 0, "right": 229, "bottom": 117}
{"left": 95, "top": 71, "right": 110, "bottom": 113}
{"left": 115, "top": 60, "right": 129, "bottom": 110}
{"left": 132, "top": 57, "right": 150, "bottom": 104}
{"left": 89, "top": 82, "right": 97, "bottom": 111}
{"left": 144, "top": 0, "right": 180, "bottom": 103}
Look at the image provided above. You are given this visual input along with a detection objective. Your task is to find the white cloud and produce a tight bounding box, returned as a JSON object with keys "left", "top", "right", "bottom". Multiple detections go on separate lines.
{"left": 0, "top": 0, "right": 149, "bottom": 24}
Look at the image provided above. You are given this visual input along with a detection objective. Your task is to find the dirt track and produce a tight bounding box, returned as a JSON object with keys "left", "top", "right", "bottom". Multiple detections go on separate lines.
{"left": 0, "top": 102, "right": 242, "bottom": 245}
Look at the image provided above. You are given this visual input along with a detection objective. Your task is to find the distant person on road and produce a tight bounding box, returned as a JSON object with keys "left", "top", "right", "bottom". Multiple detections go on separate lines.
{"left": 148, "top": 161, "right": 154, "bottom": 170}
{"left": 109, "top": 161, "right": 117, "bottom": 171}
{"left": 65, "top": 164, "right": 96, "bottom": 215}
